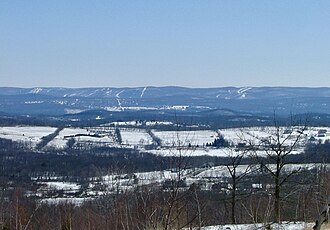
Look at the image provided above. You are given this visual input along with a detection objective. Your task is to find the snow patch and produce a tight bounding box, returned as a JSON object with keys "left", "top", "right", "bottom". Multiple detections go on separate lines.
{"left": 140, "top": 87, "right": 147, "bottom": 98}
{"left": 30, "top": 87, "right": 43, "bottom": 94}
{"left": 237, "top": 87, "right": 252, "bottom": 94}
{"left": 24, "top": 101, "right": 44, "bottom": 104}
{"left": 116, "top": 90, "right": 124, "bottom": 98}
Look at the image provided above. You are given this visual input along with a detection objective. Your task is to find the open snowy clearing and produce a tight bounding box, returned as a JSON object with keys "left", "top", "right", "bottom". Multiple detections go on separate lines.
{"left": 47, "top": 127, "right": 90, "bottom": 148}
{"left": 120, "top": 128, "right": 153, "bottom": 146}
{"left": 153, "top": 130, "right": 218, "bottom": 146}
{"left": 1, "top": 125, "right": 330, "bottom": 152}
{"left": 47, "top": 127, "right": 117, "bottom": 148}
{"left": 39, "top": 181, "right": 81, "bottom": 191}
{"left": 0, "top": 126, "right": 56, "bottom": 147}
{"left": 147, "top": 147, "right": 303, "bottom": 157}
{"left": 105, "top": 120, "right": 173, "bottom": 127}
{"left": 218, "top": 126, "right": 311, "bottom": 146}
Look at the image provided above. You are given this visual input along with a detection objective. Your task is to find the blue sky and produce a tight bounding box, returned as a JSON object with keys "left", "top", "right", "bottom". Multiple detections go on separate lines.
{"left": 1, "top": 1, "right": 330, "bottom": 88}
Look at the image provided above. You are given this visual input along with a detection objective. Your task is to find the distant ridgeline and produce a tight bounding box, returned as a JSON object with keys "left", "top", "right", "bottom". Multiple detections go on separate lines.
{"left": 0, "top": 86, "right": 330, "bottom": 127}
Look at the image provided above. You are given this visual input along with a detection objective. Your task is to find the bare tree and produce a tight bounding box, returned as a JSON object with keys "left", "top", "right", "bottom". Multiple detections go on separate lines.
{"left": 313, "top": 163, "right": 330, "bottom": 230}
{"left": 224, "top": 147, "right": 252, "bottom": 224}
{"left": 313, "top": 196, "right": 330, "bottom": 230}
{"left": 162, "top": 118, "right": 205, "bottom": 230}
{"left": 251, "top": 118, "right": 307, "bottom": 223}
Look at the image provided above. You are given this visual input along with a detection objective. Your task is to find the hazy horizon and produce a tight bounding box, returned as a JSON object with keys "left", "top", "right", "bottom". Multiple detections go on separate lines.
{"left": 2, "top": 85, "right": 330, "bottom": 90}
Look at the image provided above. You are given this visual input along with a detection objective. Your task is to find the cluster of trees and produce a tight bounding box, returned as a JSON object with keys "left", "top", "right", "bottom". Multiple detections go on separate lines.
{"left": 146, "top": 129, "right": 162, "bottom": 147}
{"left": 114, "top": 128, "right": 122, "bottom": 145}
{"left": 205, "top": 134, "right": 230, "bottom": 148}
{"left": 36, "top": 127, "right": 64, "bottom": 150}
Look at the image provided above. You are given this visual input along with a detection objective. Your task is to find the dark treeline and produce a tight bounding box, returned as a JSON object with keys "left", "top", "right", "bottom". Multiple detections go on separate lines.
{"left": 1, "top": 137, "right": 330, "bottom": 184}
{"left": 2, "top": 110, "right": 330, "bottom": 130}
{"left": 0, "top": 165, "right": 328, "bottom": 229}
{"left": 302, "top": 140, "right": 330, "bottom": 162}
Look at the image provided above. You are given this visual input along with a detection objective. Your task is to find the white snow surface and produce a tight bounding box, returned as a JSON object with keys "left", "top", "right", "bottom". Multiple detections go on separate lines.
{"left": 105, "top": 120, "right": 173, "bottom": 126}
{"left": 47, "top": 127, "right": 89, "bottom": 148}
{"left": 120, "top": 128, "right": 153, "bottom": 146}
{"left": 148, "top": 147, "right": 302, "bottom": 157}
{"left": 153, "top": 130, "right": 218, "bottom": 147}
{"left": 47, "top": 127, "right": 117, "bottom": 148}
{"left": 191, "top": 222, "right": 313, "bottom": 230}
{"left": 140, "top": 87, "right": 147, "bottom": 98}
{"left": 1, "top": 125, "right": 330, "bottom": 154}
{"left": 0, "top": 126, "right": 56, "bottom": 147}
{"left": 40, "top": 181, "right": 81, "bottom": 191}
{"left": 40, "top": 197, "right": 92, "bottom": 206}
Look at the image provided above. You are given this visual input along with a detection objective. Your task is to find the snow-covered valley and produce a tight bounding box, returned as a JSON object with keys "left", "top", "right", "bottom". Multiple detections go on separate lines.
{"left": 0, "top": 123, "right": 328, "bottom": 229}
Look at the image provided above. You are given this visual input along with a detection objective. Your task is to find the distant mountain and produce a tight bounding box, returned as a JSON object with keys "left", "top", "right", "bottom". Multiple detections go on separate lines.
{"left": 0, "top": 86, "right": 330, "bottom": 116}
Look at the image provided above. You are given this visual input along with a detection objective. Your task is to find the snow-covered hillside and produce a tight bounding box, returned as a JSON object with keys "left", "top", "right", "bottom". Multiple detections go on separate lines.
{"left": 1, "top": 86, "right": 330, "bottom": 115}
{"left": 0, "top": 126, "right": 56, "bottom": 147}
{"left": 1, "top": 125, "right": 330, "bottom": 156}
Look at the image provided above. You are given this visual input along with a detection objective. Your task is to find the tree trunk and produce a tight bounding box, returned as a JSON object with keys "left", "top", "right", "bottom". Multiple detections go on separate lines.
{"left": 313, "top": 196, "right": 330, "bottom": 230}
{"left": 231, "top": 177, "right": 236, "bottom": 224}
{"left": 274, "top": 170, "right": 281, "bottom": 223}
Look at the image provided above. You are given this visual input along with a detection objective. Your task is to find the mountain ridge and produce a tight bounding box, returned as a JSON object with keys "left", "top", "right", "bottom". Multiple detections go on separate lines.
{"left": 0, "top": 86, "right": 330, "bottom": 116}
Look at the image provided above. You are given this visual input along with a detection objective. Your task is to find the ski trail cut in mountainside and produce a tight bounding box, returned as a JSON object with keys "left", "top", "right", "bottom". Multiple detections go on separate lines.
{"left": 237, "top": 87, "right": 252, "bottom": 94}
{"left": 140, "top": 87, "right": 147, "bottom": 98}
{"left": 116, "top": 90, "right": 124, "bottom": 98}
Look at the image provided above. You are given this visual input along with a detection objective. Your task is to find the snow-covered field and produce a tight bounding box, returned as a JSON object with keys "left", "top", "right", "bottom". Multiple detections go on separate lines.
{"left": 195, "top": 163, "right": 322, "bottom": 179}
{"left": 153, "top": 130, "right": 218, "bottom": 147}
{"left": 38, "top": 181, "right": 81, "bottom": 193}
{"left": 218, "top": 126, "right": 311, "bottom": 146}
{"left": 148, "top": 147, "right": 303, "bottom": 157}
{"left": 0, "top": 126, "right": 56, "bottom": 147}
{"left": 148, "top": 148, "right": 227, "bottom": 157}
{"left": 120, "top": 128, "right": 153, "bottom": 146}
{"left": 105, "top": 120, "right": 173, "bottom": 127}
{"left": 47, "top": 127, "right": 117, "bottom": 148}
{"left": 32, "top": 163, "right": 330, "bottom": 207}
{"left": 47, "top": 127, "right": 90, "bottom": 148}
{"left": 218, "top": 128, "right": 270, "bottom": 145}
{"left": 1, "top": 125, "right": 329, "bottom": 156}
